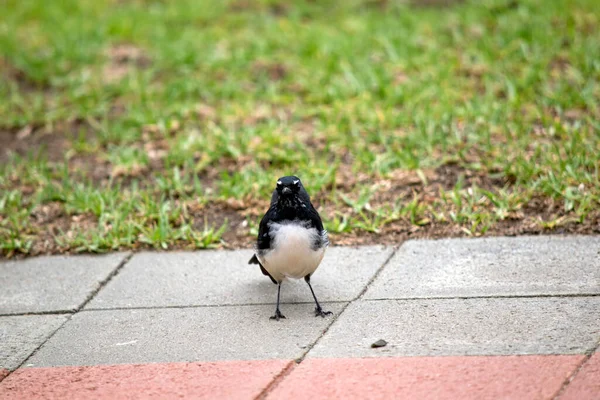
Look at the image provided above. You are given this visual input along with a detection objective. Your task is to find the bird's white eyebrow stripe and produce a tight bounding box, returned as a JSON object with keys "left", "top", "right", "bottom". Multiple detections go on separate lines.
{"left": 277, "top": 180, "right": 282, "bottom": 185}
{"left": 293, "top": 180, "right": 299, "bottom": 184}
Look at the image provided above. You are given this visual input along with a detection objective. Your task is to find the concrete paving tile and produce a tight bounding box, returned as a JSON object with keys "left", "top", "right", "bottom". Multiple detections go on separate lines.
{"left": 0, "top": 314, "right": 69, "bottom": 370}
{"left": 87, "top": 247, "right": 391, "bottom": 309}
{"left": 307, "top": 297, "right": 600, "bottom": 358}
{"left": 0, "top": 360, "right": 290, "bottom": 399}
{"left": 27, "top": 303, "right": 345, "bottom": 367}
{"left": 0, "top": 253, "right": 129, "bottom": 314}
{"left": 269, "top": 355, "right": 583, "bottom": 400}
{"left": 365, "top": 236, "right": 600, "bottom": 299}
{"left": 561, "top": 352, "right": 600, "bottom": 400}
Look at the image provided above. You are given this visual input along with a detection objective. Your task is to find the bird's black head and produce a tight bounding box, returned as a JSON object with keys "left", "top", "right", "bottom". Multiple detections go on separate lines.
{"left": 275, "top": 176, "right": 303, "bottom": 197}
{"left": 269, "top": 175, "right": 316, "bottom": 220}
{"left": 271, "top": 176, "right": 312, "bottom": 212}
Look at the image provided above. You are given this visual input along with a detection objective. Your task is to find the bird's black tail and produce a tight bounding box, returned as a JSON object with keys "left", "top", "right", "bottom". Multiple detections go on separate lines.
{"left": 249, "top": 253, "right": 277, "bottom": 284}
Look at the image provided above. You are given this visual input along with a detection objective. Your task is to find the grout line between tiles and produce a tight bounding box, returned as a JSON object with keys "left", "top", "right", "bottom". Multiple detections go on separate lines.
{"left": 1, "top": 253, "right": 135, "bottom": 382}
{"left": 255, "top": 361, "right": 297, "bottom": 400}
{"left": 6, "top": 293, "right": 596, "bottom": 317}
{"left": 78, "top": 252, "right": 134, "bottom": 311}
{"left": 362, "top": 293, "right": 600, "bottom": 302}
{"left": 349, "top": 244, "right": 402, "bottom": 303}
{"left": 0, "top": 310, "right": 75, "bottom": 317}
{"left": 253, "top": 244, "right": 402, "bottom": 399}
{"left": 552, "top": 337, "right": 600, "bottom": 399}
{"left": 83, "top": 300, "right": 349, "bottom": 312}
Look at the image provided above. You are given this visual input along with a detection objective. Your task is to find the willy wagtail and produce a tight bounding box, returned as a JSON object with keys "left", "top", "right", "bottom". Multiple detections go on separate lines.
{"left": 249, "top": 176, "right": 332, "bottom": 320}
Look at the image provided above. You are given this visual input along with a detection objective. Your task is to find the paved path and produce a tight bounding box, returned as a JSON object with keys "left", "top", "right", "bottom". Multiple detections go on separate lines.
{"left": 1, "top": 236, "right": 599, "bottom": 399}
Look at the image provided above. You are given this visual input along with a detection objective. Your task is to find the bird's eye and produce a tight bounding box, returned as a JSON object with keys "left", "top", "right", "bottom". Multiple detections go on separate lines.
{"left": 292, "top": 180, "right": 299, "bottom": 185}
{"left": 277, "top": 180, "right": 282, "bottom": 186}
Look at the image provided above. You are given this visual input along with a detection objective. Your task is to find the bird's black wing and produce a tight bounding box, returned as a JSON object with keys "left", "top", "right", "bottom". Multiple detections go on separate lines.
{"left": 253, "top": 189, "right": 282, "bottom": 251}
{"left": 297, "top": 186, "right": 325, "bottom": 231}
{"left": 302, "top": 202, "right": 329, "bottom": 249}
{"left": 249, "top": 254, "right": 277, "bottom": 284}
{"left": 248, "top": 202, "right": 278, "bottom": 284}
{"left": 306, "top": 207, "right": 324, "bottom": 231}
{"left": 256, "top": 205, "right": 278, "bottom": 251}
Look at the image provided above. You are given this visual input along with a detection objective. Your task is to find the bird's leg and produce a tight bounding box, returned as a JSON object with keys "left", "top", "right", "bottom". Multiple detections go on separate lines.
{"left": 270, "top": 282, "right": 286, "bottom": 321}
{"left": 305, "top": 275, "right": 332, "bottom": 318}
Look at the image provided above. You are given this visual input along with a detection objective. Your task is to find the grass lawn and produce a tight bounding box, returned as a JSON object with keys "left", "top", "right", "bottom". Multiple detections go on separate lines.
{"left": 1, "top": 0, "right": 599, "bottom": 257}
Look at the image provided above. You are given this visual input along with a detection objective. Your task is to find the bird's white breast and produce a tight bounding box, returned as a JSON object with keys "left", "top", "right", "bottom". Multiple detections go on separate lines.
{"left": 259, "top": 220, "right": 326, "bottom": 282}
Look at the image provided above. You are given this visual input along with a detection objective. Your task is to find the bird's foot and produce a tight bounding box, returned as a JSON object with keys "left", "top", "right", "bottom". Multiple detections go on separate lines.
{"left": 270, "top": 309, "right": 286, "bottom": 321}
{"left": 314, "top": 307, "right": 333, "bottom": 318}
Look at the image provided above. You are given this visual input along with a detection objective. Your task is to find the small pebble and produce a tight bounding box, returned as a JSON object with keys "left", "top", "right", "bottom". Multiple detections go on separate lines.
{"left": 371, "top": 339, "right": 387, "bottom": 348}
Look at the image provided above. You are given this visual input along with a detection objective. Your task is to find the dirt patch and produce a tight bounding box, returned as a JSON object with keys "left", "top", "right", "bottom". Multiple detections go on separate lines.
{"left": 361, "top": 0, "right": 465, "bottom": 10}
{"left": 0, "top": 117, "right": 105, "bottom": 167}
{"left": 338, "top": 211, "right": 600, "bottom": 246}
{"left": 189, "top": 201, "right": 253, "bottom": 249}
{"left": 16, "top": 200, "right": 598, "bottom": 258}
{"left": 1, "top": 111, "right": 598, "bottom": 258}
{"left": 0, "top": 118, "right": 127, "bottom": 188}
{"left": 549, "top": 54, "right": 571, "bottom": 83}
{"left": 410, "top": 0, "right": 465, "bottom": 7}
{"left": 106, "top": 44, "right": 151, "bottom": 66}
{"left": 252, "top": 61, "right": 288, "bottom": 81}
{"left": 0, "top": 57, "right": 50, "bottom": 91}
{"left": 0, "top": 125, "right": 68, "bottom": 164}
{"left": 432, "top": 162, "right": 508, "bottom": 190}
{"left": 102, "top": 44, "right": 152, "bottom": 83}
{"left": 229, "top": 0, "right": 289, "bottom": 16}
{"left": 28, "top": 215, "right": 75, "bottom": 256}
{"left": 3, "top": 182, "right": 599, "bottom": 259}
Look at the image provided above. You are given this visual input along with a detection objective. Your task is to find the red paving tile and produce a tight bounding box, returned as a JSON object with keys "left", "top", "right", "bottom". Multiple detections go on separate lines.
{"left": 0, "top": 360, "right": 290, "bottom": 400}
{"left": 0, "top": 369, "right": 9, "bottom": 382}
{"left": 268, "top": 355, "right": 584, "bottom": 400}
{"left": 561, "top": 352, "right": 600, "bottom": 400}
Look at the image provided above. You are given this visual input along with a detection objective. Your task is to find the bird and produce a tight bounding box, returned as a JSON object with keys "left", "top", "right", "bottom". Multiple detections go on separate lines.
{"left": 249, "top": 175, "right": 332, "bottom": 321}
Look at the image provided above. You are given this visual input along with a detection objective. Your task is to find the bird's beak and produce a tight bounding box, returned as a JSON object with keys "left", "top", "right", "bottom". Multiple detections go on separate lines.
{"left": 282, "top": 187, "right": 292, "bottom": 195}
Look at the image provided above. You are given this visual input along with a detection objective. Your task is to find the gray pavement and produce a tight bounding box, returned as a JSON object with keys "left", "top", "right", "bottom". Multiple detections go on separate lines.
{"left": 364, "top": 236, "right": 600, "bottom": 299}
{"left": 0, "top": 315, "right": 68, "bottom": 370}
{"left": 1, "top": 235, "right": 599, "bottom": 376}
{"left": 0, "top": 253, "right": 129, "bottom": 314}
{"left": 87, "top": 246, "right": 391, "bottom": 309}
{"left": 308, "top": 297, "right": 600, "bottom": 358}
{"left": 26, "top": 303, "right": 346, "bottom": 367}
